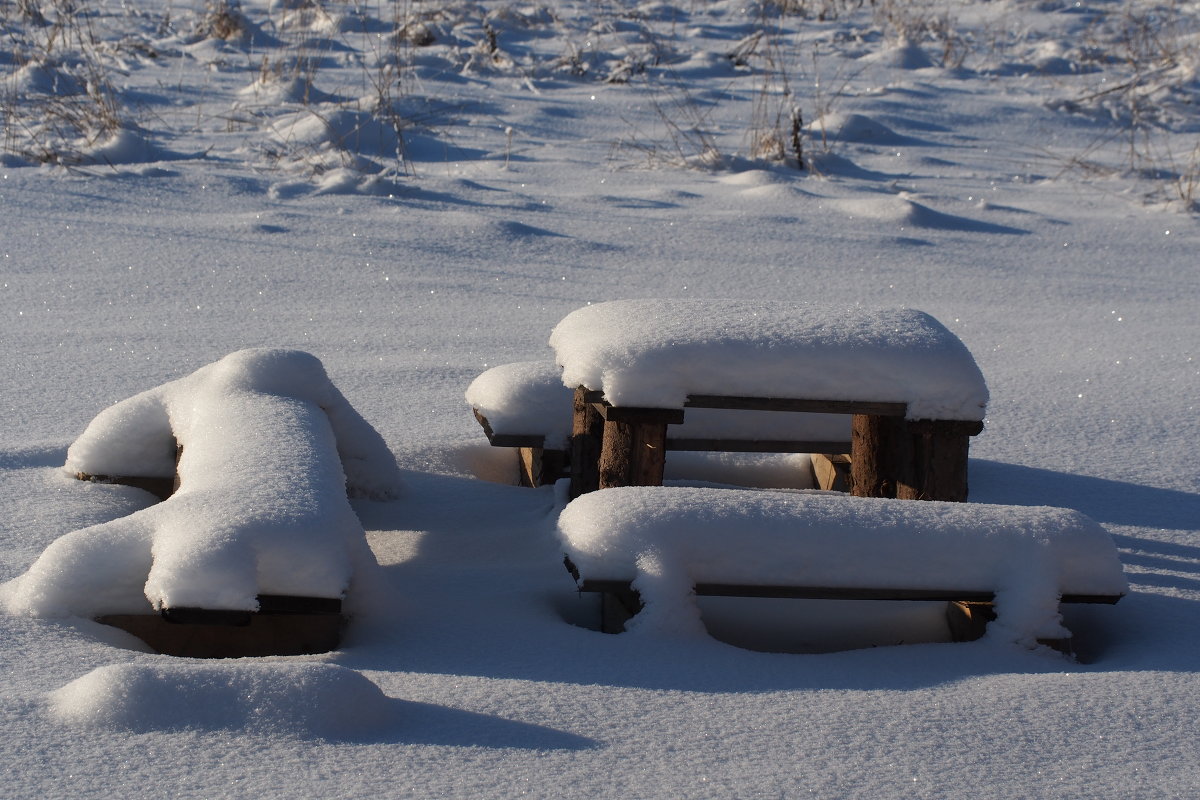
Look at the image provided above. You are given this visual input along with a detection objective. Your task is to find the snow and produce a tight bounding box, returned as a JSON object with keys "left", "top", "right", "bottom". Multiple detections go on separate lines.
{"left": 550, "top": 300, "right": 989, "bottom": 420}
{"left": 2, "top": 348, "right": 401, "bottom": 615}
{"left": 1, "top": 0, "right": 1199, "bottom": 796}
{"left": 49, "top": 661, "right": 396, "bottom": 739}
{"left": 466, "top": 361, "right": 575, "bottom": 448}
{"left": 558, "top": 486, "right": 1127, "bottom": 645}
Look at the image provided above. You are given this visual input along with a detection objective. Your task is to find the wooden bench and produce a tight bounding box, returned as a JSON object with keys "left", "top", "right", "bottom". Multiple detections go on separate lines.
{"left": 557, "top": 487, "right": 1128, "bottom": 652}
{"left": 569, "top": 571, "right": 1122, "bottom": 651}
{"left": 97, "top": 594, "right": 344, "bottom": 658}
{"left": 75, "top": 446, "right": 352, "bottom": 658}
{"left": 42, "top": 349, "right": 403, "bottom": 658}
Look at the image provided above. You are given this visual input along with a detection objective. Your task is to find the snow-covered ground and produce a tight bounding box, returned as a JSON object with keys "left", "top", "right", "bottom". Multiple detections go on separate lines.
{"left": 2, "top": 0, "right": 1199, "bottom": 796}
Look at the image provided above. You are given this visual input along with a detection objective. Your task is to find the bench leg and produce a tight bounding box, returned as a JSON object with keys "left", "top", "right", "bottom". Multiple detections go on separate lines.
{"left": 570, "top": 386, "right": 603, "bottom": 498}
{"left": 946, "top": 601, "right": 1075, "bottom": 655}
{"left": 598, "top": 419, "right": 668, "bottom": 489}
{"left": 899, "top": 421, "right": 979, "bottom": 502}
{"left": 517, "top": 447, "right": 568, "bottom": 488}
{"left": 600, "top": 587, "right": 643, "bottom": 634}
{"left": 946, "top": 601, "right": 994, "bottom": 642}
{"left": 852, "top": 416, "right": 980, "bottom": 502}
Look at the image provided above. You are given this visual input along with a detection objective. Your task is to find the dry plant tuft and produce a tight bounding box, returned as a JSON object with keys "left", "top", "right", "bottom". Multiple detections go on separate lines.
{"left": 197, "top": 0, "right": 247, "bottom": 42}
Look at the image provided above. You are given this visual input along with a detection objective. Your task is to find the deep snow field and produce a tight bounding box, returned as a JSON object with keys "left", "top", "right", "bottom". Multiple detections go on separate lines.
{"left": 2, "top": 0, "right": 1200, "bottom": 797}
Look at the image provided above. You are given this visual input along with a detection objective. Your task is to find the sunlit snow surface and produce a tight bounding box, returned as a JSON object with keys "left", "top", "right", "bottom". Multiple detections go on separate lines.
{"left": 1, "top": 0, "right": 1199, "bottom": 796}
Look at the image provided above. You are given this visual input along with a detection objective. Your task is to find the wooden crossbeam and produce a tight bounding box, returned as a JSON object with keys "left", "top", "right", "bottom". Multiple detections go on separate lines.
{"left": 665, "top": 438, "right": 851, "bottom": 454}
{"left": 577, "top": 579, "right": 1123, "bottom": 606}
{"left": 686, "top": 395, "right": 908, "bottom": 417}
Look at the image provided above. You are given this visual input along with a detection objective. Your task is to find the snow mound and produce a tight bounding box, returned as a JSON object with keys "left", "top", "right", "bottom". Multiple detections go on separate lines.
{"left": 1, "top": 348, "right": 401, "bottom": 616}
{"left": 6, "top": 61, "right": 84, "bottom": 95}
{"left": 79, "top": 129, "right": 186, "bottom": 166}
{"left": 549, "top": 300, "right": 988, "bottom": 421}
{"left": 236, "top": 76, "right": 339, "bottom": 106}
{"left": 558, "top": 487, "right": 1129, "bottom": 646}
{"left": 49, "top": 662, "right": 396, "bottom": 739}
{"left": 859, "top": 38, "right": 935, "bottom": 70}
{"left": 272, "top": 108, "right": 403, "bottom": 157}
{"left": 808, "top": 112, "right": 909, "bottom": 145}
{"left": 831, "top": 195, "right": 1027, "bottom": 234}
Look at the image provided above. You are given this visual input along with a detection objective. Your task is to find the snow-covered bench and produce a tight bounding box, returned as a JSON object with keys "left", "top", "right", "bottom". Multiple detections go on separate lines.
{"left": 558, "top": 487, "right": 1128, "bottom": 649}
{"left": 466, "top": 361, "right": 852, "bottom": 487}
{"left": 549, "top": 300, "right": 989, "bottom": 500}
{"left": 2, "top": 349, "right": 402, "bottom": 658}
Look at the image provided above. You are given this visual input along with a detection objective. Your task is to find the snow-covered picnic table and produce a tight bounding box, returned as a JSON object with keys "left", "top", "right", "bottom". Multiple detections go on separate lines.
{"left": 546, "top": 300, "right": 988, "bottom": 500}
{"left": 558, "top": 487, "right": 1128, "bottom": 648}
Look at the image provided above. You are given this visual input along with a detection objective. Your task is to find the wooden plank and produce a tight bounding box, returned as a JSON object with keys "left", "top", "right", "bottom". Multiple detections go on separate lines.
{"left": 665, "top": 438, "right": 852, "bottom": 454}
{"left": 472, "top": 409, "right": 547, "bottom": 449}
{"left": 576, "top": 579, "right": 1123, "bottom": 605}
{"left": 97, "top": 613, "right": 344, "bottom": 658}
{"left": 97, "top": 595, "right": 345, "bottom": 658}
{"left": 518, "top": 446, "right": 569, "bottom": 488}
{"left": 74, "top": 472, "right": 175, "bottom": 501}
{"left": 686, "top": 395, "right": 908, "bottom": 417}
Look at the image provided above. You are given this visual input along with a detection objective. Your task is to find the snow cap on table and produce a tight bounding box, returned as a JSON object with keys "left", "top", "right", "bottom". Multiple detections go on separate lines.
{"left": 558, "top": 487, "right": 1127, "bottom": 646}
{"left": 3, "top": 348, "right": 401, "bottom": 617}
{"left": 549, "top": 300, "right": 988, "bottom": 421}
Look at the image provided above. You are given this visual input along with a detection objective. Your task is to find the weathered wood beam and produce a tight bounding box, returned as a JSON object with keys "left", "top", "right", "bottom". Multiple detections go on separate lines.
{"left": 576, "top": 579, "right": 1122, "bottom": 605}
{"left": 686, "top": 395, "right": 907, "bottom": 417}
{"left": 897, "top": 420, "right": 982, "bottom": 502}
{"left": 570, "top": 386, "right": 604, "bottom": 498}
{"left": 599, "top": 419, "right": 669, "bottom": 489}
{"left": 666, "top": 438, "right": 852, "bottom": 454}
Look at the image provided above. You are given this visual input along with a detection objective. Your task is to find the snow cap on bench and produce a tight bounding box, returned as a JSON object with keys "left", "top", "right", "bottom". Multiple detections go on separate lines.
{"left": 2, "top": 348, "right": 402, "bottom": 617}
{"left": 549, "top": 300, "right": 988, "bottom": 421}
{"left": 558, "top": 487, "right": 1127, "bottom": 646}
{"left": 466, "top": 361, "right": 576, "bottom": 450}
